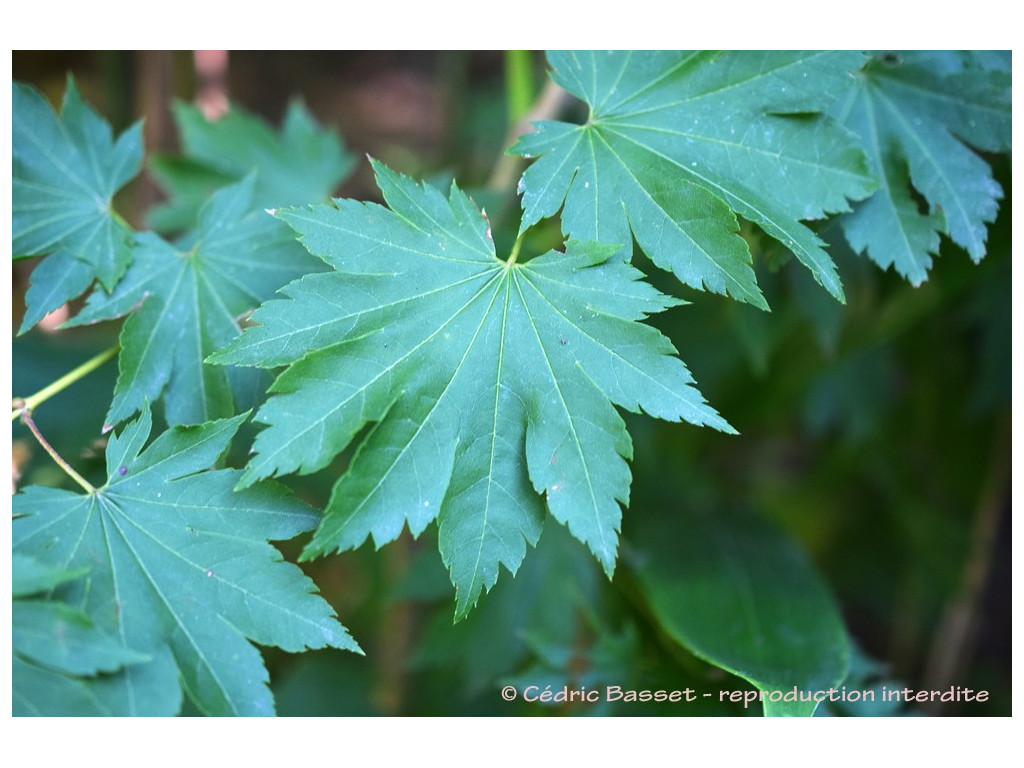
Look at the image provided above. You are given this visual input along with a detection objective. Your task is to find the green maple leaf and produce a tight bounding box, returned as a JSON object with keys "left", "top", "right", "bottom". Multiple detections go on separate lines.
{"left": 13, "top": 559, "right": 147, "bottom": 677}
{"left": 13, "top": 554, "right": 152, "bottom": 716}
{"left": 14, "top": 77, "right": 144, "bottom": 331}
{"left": 12, "top": 407, "right": 360, "bottom": 716}
{"left": 212, "top": 161, "right": 733, "bottom": 619}
{"left": 149, "top": 99, "right": 355, "bottom": 232}
{"left": 67, "top": 174, "right": 321, "bottom": 427}
{"left": 513, "top": 51, "right": 877, "bottom": 307}
{"left": 831, "top": 51, "right": 1011, "bottom": 285}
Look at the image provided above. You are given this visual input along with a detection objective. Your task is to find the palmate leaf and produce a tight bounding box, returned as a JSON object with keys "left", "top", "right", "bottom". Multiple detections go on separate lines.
{"left": 14, "top": 77, "right": 144, "bottom": 331}
{"left": 67, "top": 174, "right": 321, "bottom": 427}
{"left": 831, "top": 51, "right": 1011, "bottom": 285}
{"left": 212, "top": 161, "right": 732, "bottom": 619}
{"left": 149, "top": 99, "right": 356, "bottom": 232}
{"left": 513, "top": 51, "right": 876, "bottom": 307}
{"left": 12, "top": 407, "right": 359, "bottom": 716}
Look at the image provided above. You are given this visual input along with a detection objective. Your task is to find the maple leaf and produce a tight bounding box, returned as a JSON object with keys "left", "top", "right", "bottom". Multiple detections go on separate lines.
{"left": 512, "top": 51, "right": 876, "bottom": 307}
{"left": 14, "top": 77, "right": 143, "bottom": 332}
{"left": 212, "top": 161, "right": 733, "bottom": 619}
{"left": 12, "top": 407, "right": 360, "bottom": 716}
{"left": 12, "top": 554, "right": 152, "bottom": 716}
{"left": 831, "top": 51, "right": 1011, "bottom": 285}
{"left": 149, "top": 99, "right": 355, "bottom": 232}
{"left": 67, "top": 174, "right": 322, "bottom": 427}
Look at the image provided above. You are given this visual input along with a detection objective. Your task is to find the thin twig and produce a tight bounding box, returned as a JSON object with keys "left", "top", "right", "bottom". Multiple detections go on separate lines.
{"left": 921, "top": 416, "right": 1010, "bottom": 712}
{"left": 487, "top": 79, "right": 574, "bottom": 194}
{"left": 19, "top": 410, "right": 96, "bottom": 494}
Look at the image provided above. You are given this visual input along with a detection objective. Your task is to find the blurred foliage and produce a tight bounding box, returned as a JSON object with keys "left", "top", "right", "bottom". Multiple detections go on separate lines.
{"left": 11, "top": 51, "right": 1010, "bottom": 717}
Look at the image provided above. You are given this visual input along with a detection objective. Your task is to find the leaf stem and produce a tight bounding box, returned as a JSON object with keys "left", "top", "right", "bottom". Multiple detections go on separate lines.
{"left": 110, "top": 208, "right": 133, "bottom": 231}
{"left": 506, "top": 232, "right": 526, "bottom": 268}
{"left": 505, "top": 50, "right": 536, "bottom": 124}
{"left": 18, "top": 409, "right": 96, "bottom": 494}
{"left": 12, "top": 344, "right": 119, "bottom": 422}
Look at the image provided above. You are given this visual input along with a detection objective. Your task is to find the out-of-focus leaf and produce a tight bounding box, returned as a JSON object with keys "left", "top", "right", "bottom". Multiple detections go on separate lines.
{"left": 412, "top": 520, "right": 603, "bottom": 694}
{"left": 14, "top": 601, "right": 150, "bottom": 676}
{"left": 627, "top": 505, "right": 850, "bottom": 716}
{"left": 12, "top": 553, "right": 87, "bottom": 598}
{"left": 149, "top": 100, "right": 355, "bottom": 231}
{"left": 12, "top": 554, "right": 149, "bottom": 717}
{"left": 273, "top": 651, "right": 379, "bottom": 716}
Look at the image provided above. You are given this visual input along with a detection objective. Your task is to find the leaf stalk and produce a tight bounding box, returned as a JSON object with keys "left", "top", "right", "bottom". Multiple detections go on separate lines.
{"left": 506, "top": 232, "right": 525, "bottom": 267}
{"left": 18, "top": 409, "right": 96, "bottom": 494}
{"left": 11, "top": 344, "right": 119, "bottom": 422}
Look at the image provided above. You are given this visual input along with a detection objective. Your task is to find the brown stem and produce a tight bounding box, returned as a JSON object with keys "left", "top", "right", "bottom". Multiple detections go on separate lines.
{"left": 19, "top": 410, "right": 96, "bottom": 494}
{"left": 370, "top": 532, "right": 414, "bottom": 714}
{"left": 921, "top": 416, "right": 1010, "bottom": 712}
{"left": 487, "top": 79, "right": 573, "bottom": 194}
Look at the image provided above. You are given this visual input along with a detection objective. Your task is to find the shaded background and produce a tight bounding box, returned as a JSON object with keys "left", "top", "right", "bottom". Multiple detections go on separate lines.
{"left": 11, "top": 51, "right": 1011, "bottom": 716}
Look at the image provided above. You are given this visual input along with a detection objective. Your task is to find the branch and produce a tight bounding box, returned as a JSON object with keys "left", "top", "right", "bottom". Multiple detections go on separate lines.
{"left": 921, "top": 416, "right": 1010, "bottom": 712}
{"left": 487, "top": 79, "right": 573, "bottom": 194}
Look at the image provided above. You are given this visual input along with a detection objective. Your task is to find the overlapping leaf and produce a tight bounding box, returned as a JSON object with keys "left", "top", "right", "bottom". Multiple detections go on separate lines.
{"left": 14, "top": 78, "right": 143, "bottom": 331}
{"left": 12, "top": 554, "right": 151, "bottom": 716}
{"left": 12, "top": 407, "right": 359, "bottom": 716}
{"left": 149, "top": 100, "right": 355, "bottom": 231}
{"left": 212, "top": 161, "right": 732, "bottom": 618}
{"left": 513, "top": 51, "right": 876, "bottom": 307}
{"left": 68, "top": 175, "right": 321, "bottom": 427}
{"left": 831, "top": 51, "right": 1011, "bottom": 284}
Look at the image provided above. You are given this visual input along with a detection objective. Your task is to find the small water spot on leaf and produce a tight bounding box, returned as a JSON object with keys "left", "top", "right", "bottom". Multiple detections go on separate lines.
{"left": 206, "top": 570, "right": 214, "bottom": 577}
{"left": 423, "top": 500, "right": 430, "bottom": 507}
{"left": 119, "top": 465, "right": 128, "bottom": 476}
